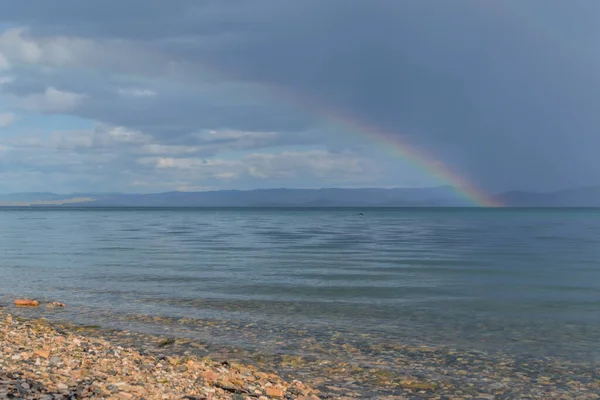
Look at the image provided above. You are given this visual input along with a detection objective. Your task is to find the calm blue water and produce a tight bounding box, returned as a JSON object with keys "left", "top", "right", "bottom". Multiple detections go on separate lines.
{"left": 1, "top": 207, "right": 600, "bottom": 361}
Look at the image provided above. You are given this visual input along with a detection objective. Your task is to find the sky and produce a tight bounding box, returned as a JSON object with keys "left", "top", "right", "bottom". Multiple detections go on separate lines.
{"left": 1, "top": 1, "right": 599, "bottom": 194}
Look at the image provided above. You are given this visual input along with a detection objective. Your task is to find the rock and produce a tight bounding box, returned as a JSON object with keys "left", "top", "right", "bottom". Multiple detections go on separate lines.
{"left": 49, "top": 356, "right": 62, "bottom": 365}
{"left": 129, "top": 386, "right": 146, "bottom": 395}
{"left": 54, "top": 336, "right": 66, "bottom": 345}
{"left": 56, "top": 383, "right": 68, "bottom": 391}
{"left": 202, "top": 370, "right": 218, "bottom": 382}
{"left": 50, "top": 302, "right": 66, "bottom": 307}
{"left": 265, "top": 387, "right": 284, "bottom": 398}
{"left": 34, "top": 349, "right": 50, "bottom": 359}
{"left": 14, "top": 299, "right": 39, "bottom": 307}
{"left": 399, "top": 381, "right": 437, "bottom": 391}
{"left": 158, "top": 338, "right": 175, "bottom": 347}
{"left": 167, "top": 356, "right": 179, "bottom": 365}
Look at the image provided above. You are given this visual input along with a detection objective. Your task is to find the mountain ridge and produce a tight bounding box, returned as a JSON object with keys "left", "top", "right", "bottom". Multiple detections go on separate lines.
{"left": 2, "top": 185, "right": 600, "bottom": 207}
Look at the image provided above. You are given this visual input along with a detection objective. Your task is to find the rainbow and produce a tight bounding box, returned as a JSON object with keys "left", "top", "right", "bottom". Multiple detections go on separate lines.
{"left": 327, "top": 112, "right": 501, "bottom": 207}
{"left": 194, "top": 64, "right": 502, "bottom": 207}
{"left": 266, "top": 85, "right": 503, "bottom": 207}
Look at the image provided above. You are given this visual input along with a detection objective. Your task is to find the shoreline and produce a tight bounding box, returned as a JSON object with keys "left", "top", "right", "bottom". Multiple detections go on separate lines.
{"left": 1, "top": 309, "right": 600, "bottom": 399}
{"left": 0, "top": 309, "right": 321, "bottom": 400}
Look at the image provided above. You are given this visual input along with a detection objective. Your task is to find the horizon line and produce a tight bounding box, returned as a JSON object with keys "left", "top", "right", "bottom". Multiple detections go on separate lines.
{"left": 0, "top": 185, "right": 496, "bottom": 196}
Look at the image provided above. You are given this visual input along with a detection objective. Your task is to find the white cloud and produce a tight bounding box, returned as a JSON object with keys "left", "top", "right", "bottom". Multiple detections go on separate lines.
{"left": 244, "top": 150, "right": 364, "bottom": 180}
{"left": 3, "top": 125, "right": 150, "bottom": 154}
{"left": 140, "top": 143, "right": 204, "bottom": 155}
{"left": 194, "top": 129, "right": 280, "bottom": 151}
{"left": 0, "top": 76, "right": 14, "bottom": 85}
{"left": 3, "top": 125, "right": 278, "bottom": 161}
{"left": 49, "top": 126, "right": 149, "bottom": 150}
{"left": 138, "top": 150, "right": 367, "bottom": 181}
{"left": 0, "top": 27, "right": 92, "bottom": 67}
{"left": 117, "top": 88, "right": 158, "bottom": 98}
{"left": 198, "top": 129, "right": 276, "bottom": 141}
{"left": 0, "top": 112, "right": 16, "bottom": 128}
{"left": 133, "top": 130, "right": 281, "bottom": 157}
{"left": 0, "top": 28, "right": 44, "bottom": 64}
{"left": 145, "top": 157, "right": 232, "bottom": 170}
{"left": 0, "top": 27, "right": 176, "bottom": 78}
{"left": 19, "top": 87, "right": 86, "bottom": 113}
{"left": 104, "top": 126, "right": 148, "bottom": 144}
{"left": 0, "top": 125, "right": 381, "bottom": 192}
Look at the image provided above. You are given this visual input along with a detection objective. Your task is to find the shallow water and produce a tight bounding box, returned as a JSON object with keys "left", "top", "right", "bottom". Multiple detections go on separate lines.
{"left": 1, "top": 207, "right": 600, "bottom": 363}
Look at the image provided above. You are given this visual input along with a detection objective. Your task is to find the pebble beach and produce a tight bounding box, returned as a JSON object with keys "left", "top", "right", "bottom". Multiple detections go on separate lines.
{"left": 1, "top": 306, "right": 600, "bottom": 400}
{"left": 0, "top": 308, "right": 320, "bottom": 400}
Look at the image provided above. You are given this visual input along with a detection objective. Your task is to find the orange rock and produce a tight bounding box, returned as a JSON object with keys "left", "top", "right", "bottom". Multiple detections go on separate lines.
{"left": 34, "top": 350, "right": 50, "bottom": 359}
{"left": 129, "top": 386, "right": 146, "bottom": 395}
{"left": 71, "top": 370, "right": 83, "bottom": 378}
{"left": 15, "top": 299, "right": 39, "bottom": 307}
{"left": 292, "top": 380, "right": 305, "bottom": 389}
{"left": 166, "top": 356, "right": 179, "bottom": 366}
{"left": 230, "top": 378, "right": 244, "bottom": 387}
{"left": 202, "top": 370, "right": 218, "bottom": 382}
{"left": 265, "top": 387, "right": 284, "bottom": 398}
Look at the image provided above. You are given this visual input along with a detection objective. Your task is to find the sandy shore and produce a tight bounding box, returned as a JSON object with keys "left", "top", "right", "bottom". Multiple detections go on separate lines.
{"left": 0, "top": 310, "right": 321, "bottom": 400}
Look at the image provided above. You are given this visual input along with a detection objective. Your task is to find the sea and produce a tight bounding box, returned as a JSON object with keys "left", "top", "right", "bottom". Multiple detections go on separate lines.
{"left": 1, "top": 207, "right": 599, "bottom": 368}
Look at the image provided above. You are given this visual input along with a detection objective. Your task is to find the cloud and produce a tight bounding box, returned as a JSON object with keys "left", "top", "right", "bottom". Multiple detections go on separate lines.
{"left": 4, "top": 126, "right": 283, "bottom": 158}
{"left": 117, "top": 88, "right": 157, "bottom": 98}
{"left": 0, "top": 27, "right": 131, "bottom": 70}
{"left": 19, "top": 86, "right": 85, "bottom": 113}
{"left": 244, "top": 151, "right": 364, "bottom": 180}
{"left": 1, "top": 1, "right": 600, "bottom": 192}
{"left": 0, "top": 121, "right": 384, "bottom": 192}
{"left": 0, "top": 112, "right": 16, "bottom": 127}
{"left": 0, "top": 27, "right": 64, "bottom": 66}
{"left": 0, "top": 76, "right": 14, "bottom": 85}
{"left": 138, "top": 149, "right": 370, "bottom": 182}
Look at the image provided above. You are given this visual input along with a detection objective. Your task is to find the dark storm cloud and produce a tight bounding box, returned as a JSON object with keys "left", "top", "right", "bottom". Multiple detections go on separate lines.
{"left": 2, "top": 0, "right": 600, "bottom": 190}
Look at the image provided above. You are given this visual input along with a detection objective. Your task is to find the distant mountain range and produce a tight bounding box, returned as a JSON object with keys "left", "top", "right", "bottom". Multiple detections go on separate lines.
{"left": 1, "top": 185, "right": 600, "bottom": 207}
{"left": 496, "top": 185, "right": 600, "bottom": 207}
